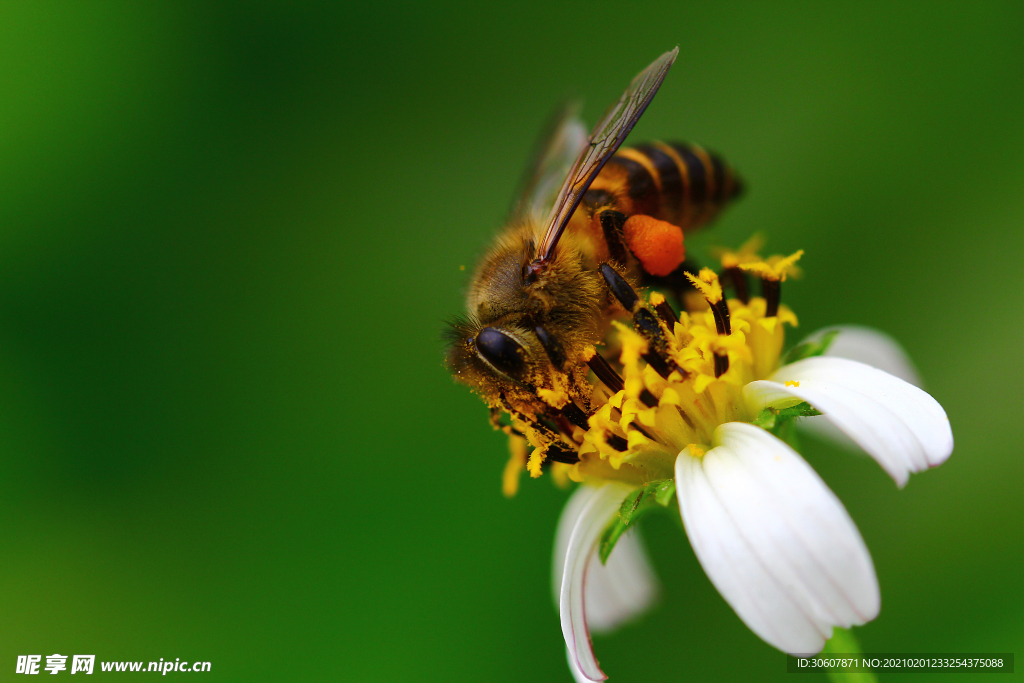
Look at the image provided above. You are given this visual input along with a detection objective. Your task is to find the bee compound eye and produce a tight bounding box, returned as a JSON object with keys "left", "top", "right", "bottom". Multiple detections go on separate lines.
{"left": 474, "top": 327, "right": 527, "bottom": 377}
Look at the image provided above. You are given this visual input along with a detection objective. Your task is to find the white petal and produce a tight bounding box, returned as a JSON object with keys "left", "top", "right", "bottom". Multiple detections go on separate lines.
{"left": 558, "top": 482, "right": 635, "bottom": 681}
{"left": 675, "top": 422, "right": 879, "bottom": 655}
{"left": 798, "top": 326, "right": 922, "bottom": 449}
{"left": 746, "top": 356, "right": 953, "bottom": 487}
{"left": 567, "top": 648, "right": 592, "bottom": 683}
{"left": 582, "top": 529, "right": 659, "bottom": 633}
{"left": 805, "top": 325, "right": 921, "bottom": 386}
{"left": 553, "top": 486, "right": 660, "bottom": 636}
{"left": 553, "top": 486, "right": 599, "bottom": 602}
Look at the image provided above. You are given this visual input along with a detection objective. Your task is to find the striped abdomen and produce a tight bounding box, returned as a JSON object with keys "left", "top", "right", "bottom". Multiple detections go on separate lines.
{"left": 584, "top": 142, "right": 743, "bottom": 233}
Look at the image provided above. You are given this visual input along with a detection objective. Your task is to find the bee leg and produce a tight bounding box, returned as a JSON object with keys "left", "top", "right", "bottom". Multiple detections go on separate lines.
{"left": 599, "top": 263, "right": 682, "bottom": 380}
{"left": 633, "top": 308, "right": 678, "bottom": 379}
{"left": 489, "top": 406, "right": 523, "bottom": 436}
{"left": 523, "top": 417, "right": 582, "bottom": 465}
{"left": 599, "top": 262, "right": 640, "bottom": 312}
{"left": 545, "top": 443, "right": 581, "bottom": 464}
{"left": 555, "top": 401, "right": 590, "bottom": 430}
{"left": 499, "top": 397, "right": 581, "bottom": 465}
{"left": 532, "top": 324, "right": 594, "bottom": 417}
{"left": 586, "top": 352, "right": 624, "bottom": 393}
{"left": 533, "top": 325, "right": 567, "bottom": 371}
{"left": 596, "top": 209, "right": 629, "bottom": 265}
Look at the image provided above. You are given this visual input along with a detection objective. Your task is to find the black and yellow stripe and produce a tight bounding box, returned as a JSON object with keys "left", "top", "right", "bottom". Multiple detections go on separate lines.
{"left": 582, "top": 141, "right": 743, "bottom": 233}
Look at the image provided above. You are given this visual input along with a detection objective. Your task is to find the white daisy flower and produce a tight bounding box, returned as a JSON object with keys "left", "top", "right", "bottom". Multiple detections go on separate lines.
{"left": 542, "top": 252, "right": 952, "bottom": 681}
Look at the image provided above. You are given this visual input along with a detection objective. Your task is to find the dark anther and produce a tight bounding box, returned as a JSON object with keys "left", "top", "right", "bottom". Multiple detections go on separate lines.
{"left": 534, "top": 325, "right": 566, "bottom": 370}
{"left": 762, "top": 278, "right": 781, "bottom": 318}
{"left": 587, "top": 353, "right": 625, "bottom": 393}
{"left": 598, "top": 210, "right": 629, "bottom": 265}
{"left": 723, "top": 266, "right": 750, "bottom": 304}
{"left": 654, "top": 298, "right": 679, "bottom": 327}
{"left": 546, "top": 443, "right": 580, "bottom": 464}
{"left": 475, "top": 327, "right": 526, "bottom": 377}
{"left": 599, "top": 263, "right": 639, "bottom": 312}
{"left": 630, "top": 421, "right": 656, "bottom": 442}
{"left": 639, "top": 389, "right": 659, "bottom": 408}
{"left": 643, "top": 352, "right": 673, "bottom": 379}
{"left": 675, "top": 406, "right": 697, "bottom": 431}
{"left": 714, "top": 352, "right": 729, "bottom": 378}
{"left": 709, "top": 299, "right": 732, "bottom": 336}
{"left": 558, "top": 402, "right": 590, "bottom": 431}
{"left": 606, "top": 433, "right": 629, "bottom": 452}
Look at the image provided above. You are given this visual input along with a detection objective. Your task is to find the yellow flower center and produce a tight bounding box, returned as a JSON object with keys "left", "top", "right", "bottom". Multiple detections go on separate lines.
{"left": 569, "top": 273, "right": 799, "bottom": 485}
{"left": 498, "top": 245, "right": 804, "bottom": 494}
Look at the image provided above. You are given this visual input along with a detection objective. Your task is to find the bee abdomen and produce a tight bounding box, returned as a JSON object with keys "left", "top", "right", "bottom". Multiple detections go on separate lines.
{"left": 618, "top": 142, "right": 743, "bottom": 232}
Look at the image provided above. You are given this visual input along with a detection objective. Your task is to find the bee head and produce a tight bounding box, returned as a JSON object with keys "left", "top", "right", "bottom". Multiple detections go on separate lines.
{"left": 444, "top": 316, "right": 549, "bottom": 406}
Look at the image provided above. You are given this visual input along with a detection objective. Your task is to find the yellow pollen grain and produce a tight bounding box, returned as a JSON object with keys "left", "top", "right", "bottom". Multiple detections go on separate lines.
{"left": 503, "top": 434, "right": 529, "bottom": 496}
{"left": 713, "top": 234, "right": 766, "bottom": 270}
{"left": 736, "top": 233, "right": 767, "bottom": 256}
{"left": 527, "top": 450, "right": 544, "bottom": 478}
{"left": 649, "top": 291, "right": 666, "bottom": 306}
{"left": 685, "top": 268, "right": 723, "bottom": 304}
{"left": 741, "top": 250, "right": 804, "bottom": 282}
{"left": 686, "top": 443, "right": 705, "bottom": 458}
{"left": 550, "top": 462, "right": 571, "bottom": 488}
{"left": 538, "top": 387, "right": 569, "bottom": 409}
{"left": 785, "top": 380, "right": 800, "bottom": 387}
{"left": 768, "top": 251, "right": 804, "bottom": 279}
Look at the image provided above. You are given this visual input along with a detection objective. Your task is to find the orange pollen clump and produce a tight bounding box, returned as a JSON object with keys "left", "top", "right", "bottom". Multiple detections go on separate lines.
{"left": 623, "top": 215, "right": 685, "bottom": 276}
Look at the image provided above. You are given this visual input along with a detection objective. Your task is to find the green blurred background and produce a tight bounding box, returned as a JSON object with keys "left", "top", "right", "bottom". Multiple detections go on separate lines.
{"left": 0, "top": 1, "right": 1021, "bottom": 681}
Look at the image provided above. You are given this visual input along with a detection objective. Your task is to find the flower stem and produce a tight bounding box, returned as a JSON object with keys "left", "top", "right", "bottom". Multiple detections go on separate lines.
{"left": 822, "top": 628, "right": 877, "bottom": 683}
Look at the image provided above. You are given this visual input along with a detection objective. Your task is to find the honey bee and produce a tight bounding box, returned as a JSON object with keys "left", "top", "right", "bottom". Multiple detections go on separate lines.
{"left": 446, "top": 48, "right": 743, "bottom": 464}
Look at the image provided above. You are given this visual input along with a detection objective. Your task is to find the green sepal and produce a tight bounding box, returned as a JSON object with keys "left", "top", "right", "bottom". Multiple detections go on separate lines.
{"left": 752, "top": 401, "right": 819, "bottom": 450}
{"left": 751, "top": 402, "right": 821, "bottom": 430}
{"left": 598, "top": 479, "right": 676, "bottom": 564}
{"left": 781, "top": 329, "right": 839, "bottom": 366}
{"left": 775, "top": 415, "right": 801, "bottom": 451}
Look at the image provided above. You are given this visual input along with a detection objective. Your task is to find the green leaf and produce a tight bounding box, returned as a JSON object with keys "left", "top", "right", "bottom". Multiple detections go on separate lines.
{"left": 781, "top": 329, "right": 839, "bottom": 366}
{"left": 598, "top": 479, "right": 676, "bottom": 564}
{"left": 821, "top": 628, "right": 877, "bottom": 683}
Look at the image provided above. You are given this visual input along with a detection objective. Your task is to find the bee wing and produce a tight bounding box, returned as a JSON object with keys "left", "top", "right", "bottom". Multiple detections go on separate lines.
{"left": 535, "top": 47, "right": 678, "bottom": 263}
{"left": 509, "top": 102, "right": 589, "bottom": 222}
